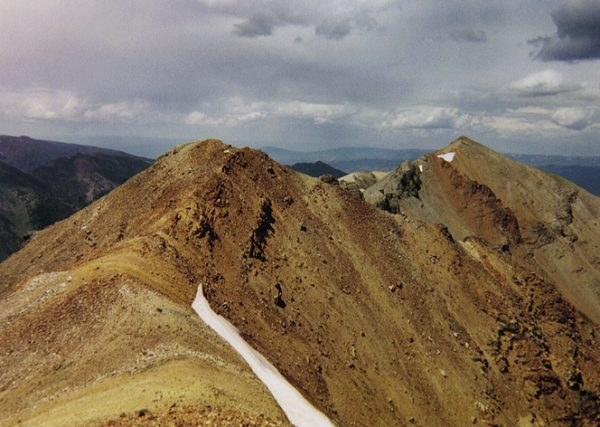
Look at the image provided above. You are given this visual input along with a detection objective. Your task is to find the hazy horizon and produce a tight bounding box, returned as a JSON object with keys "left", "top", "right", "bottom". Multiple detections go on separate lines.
{"left": 44, "top": 133, "right": 600, "bottom": 160}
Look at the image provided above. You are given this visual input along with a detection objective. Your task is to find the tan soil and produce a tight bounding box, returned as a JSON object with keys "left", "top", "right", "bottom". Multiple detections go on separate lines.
{"left": 1, "top": 139, "right": 598, "bottom": 426}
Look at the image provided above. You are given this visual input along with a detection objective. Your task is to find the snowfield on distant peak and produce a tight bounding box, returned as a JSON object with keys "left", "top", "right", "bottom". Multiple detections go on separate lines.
{"left": 192, "top": 285, "right": 335, "bottom": 427}
{"left": 437, "top": 152, "right": 456, "bottom": 162}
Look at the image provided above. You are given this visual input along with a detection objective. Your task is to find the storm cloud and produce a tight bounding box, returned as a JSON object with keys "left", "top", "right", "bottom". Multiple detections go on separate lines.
{"left": 214, "top": 0, "right": 395, "bottom": 39}
{"left": 234, "top": 13, "right": 282, "bottom": 37}
{"left": 0, "top": 0, "right": 599, "bottom": 156}
{"left": 532, "top": 0, "right": 600, "bottom": 61}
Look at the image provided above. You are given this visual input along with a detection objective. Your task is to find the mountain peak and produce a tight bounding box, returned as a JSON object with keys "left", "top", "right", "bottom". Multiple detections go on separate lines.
{"left": 1, "top": 137, "right": 599, "bottom": 426}
{"left": 443, "top": 135, "right": 490, "bottom": 154}
{"left": 451, "top": 135, "right": 479, "bottom": 145}
{"left": 366, "top": 137, "right": 600, "bottom": 324}
{"left": 158, "top": 138, "right": 226, "bottom": 158}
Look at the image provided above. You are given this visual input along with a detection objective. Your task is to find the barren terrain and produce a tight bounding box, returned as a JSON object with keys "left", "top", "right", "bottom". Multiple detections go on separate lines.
{"left": 0, "top": 139, "right": 598, "bottom": 426}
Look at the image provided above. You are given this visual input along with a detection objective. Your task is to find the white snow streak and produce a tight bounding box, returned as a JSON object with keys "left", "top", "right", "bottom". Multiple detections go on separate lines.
{"left": 418, "top": 164, "right": 423, "bottom": 172}
{"left": 436, "top": 152, "right": 456, "bottom": 162}
{"left": 191, "top": 285, "right": 335, "bottom": 427}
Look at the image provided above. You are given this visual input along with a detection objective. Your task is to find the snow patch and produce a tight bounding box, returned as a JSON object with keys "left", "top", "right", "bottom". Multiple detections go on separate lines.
{"left": 436, "top": 152, "right": 456, "bottom": 162}
{"left": 418, "top": 164, "right": 423, "bottom": 172}
{"left": 192, "top": 285, "right": 335, "bottom": 427}
{"left": 223, "top": 149, "right": 231, "bottom": 153}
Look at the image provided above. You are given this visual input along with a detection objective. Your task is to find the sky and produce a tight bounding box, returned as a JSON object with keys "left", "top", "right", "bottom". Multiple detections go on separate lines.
{"left": 1, "top": 0, "right": 599, "bottom": 155}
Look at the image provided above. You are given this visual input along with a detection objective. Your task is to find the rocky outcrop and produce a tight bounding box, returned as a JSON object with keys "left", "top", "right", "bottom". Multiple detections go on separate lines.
{"left": 247, "top": 199, "right": 275, "bottom": 261}
{"left": 363, "top": 162, "right": 421, "bottom": 212}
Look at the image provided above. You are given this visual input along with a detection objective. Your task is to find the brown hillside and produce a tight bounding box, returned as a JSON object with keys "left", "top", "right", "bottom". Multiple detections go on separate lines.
{"left": 0, "top": 139, "right": 598, "bottom": 426}
{"left": 365, "top": 136, "right": 600, "bottom": 324}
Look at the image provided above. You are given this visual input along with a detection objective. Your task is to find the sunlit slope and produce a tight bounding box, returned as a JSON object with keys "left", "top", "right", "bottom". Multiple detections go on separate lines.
{"left": 1, "top": 139, "right": 598, "bottom": 426}
{"left": 366, "top": 136, "right": 600, "bottom": 324}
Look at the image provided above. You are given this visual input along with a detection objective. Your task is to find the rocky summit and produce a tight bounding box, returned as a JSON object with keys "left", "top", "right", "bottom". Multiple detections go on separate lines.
{"left": 0, "top": 138, "right": 598, "bottom": 426}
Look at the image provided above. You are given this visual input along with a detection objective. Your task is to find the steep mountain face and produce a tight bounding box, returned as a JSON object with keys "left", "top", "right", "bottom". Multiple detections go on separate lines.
{"left": 0, "top": 148, "right": 151, "bottom": 261}
{"left": 0, "top": 135, "right": 144, "bottom": 172}
{"left": 365, "top": 136, "right": 600, "bottom": 325}
{"left": 0, "top": 161, "right": 70, "bottom": 260}
{"left": 0, "top": 139, "right": 598, "bottom": 426}
{"left": 31, "top": 152, "right": 151, "bottom": 210}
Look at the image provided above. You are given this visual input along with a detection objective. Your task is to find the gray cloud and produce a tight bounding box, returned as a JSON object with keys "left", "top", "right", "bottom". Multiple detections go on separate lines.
{"left": 219, "top": 1, "right": 394, "bottom": 40}
{"left": 315, "top": 20, "right": 352, "bottom": 40}
{"left": 381, "top": 106, "right": 480, "bottom": 130}
{"left": 532, "top": 0, "right": 600, "bottom": 61}
{"left": 0, "top": 1, "right": 599, "bottom": 156}
{"left": 551, "top": 107, "right": 598, "bottom": 130}
{"left": 508, "top": 70, "right": 582, "bottom": 97}
{"left": 234, "top": 13, "right": 280, "bottom": 37}
{"left": 448, "top": 28, "right": 487, "bottom": 43}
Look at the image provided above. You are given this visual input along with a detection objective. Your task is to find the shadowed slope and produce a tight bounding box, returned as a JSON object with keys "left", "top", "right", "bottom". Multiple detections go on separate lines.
{"left": 0, "top": 151, "right": 151, "bottom": 261}
{"left": 0, "top": 135, "right": 144, "bottom": 172}
{"left": 31, "top": 152, "right": 151, "bottom": 210}
{"left": 0, "top": 160, "right": 70, "bottom": 259}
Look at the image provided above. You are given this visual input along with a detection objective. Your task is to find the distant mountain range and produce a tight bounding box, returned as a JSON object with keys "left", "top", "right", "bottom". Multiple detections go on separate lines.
{"left": 57, "top": 135, "right": 185, "bottom": 159}
{"left": 289, "top": 161, "right": 346, "bottom": 178}
{"left": 263, "top": 146, "right": 427, "bottom": 172}
{"left": 0, "top": 160, "right": 69, "bottom": 259}
{"left": 0, "top": 135, "right": 147, "bottom": 171}
{"left": 263, "top": 145, "right": 600, "bottom": 196}
{"left": 0, "top": 136, "right": 151, "bottom": 260}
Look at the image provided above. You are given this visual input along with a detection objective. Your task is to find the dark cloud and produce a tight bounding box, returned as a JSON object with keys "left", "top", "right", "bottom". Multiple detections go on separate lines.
{"left": 221, "top": 1, "right": 392, "bottom": 40}
{"left": 234, "top": 13, "right": 280, "bottom": 37}
{"left": 448, "top": 28, "right": 487, "bottom": 43}
{"left": 315, "top": 20, "right": 352, "bottom": 40}
{"left": 1, "top": 1, "right": 600, "bottom": 155}
{"left": 532, "top": 0, "right": 600, "bottom": 61}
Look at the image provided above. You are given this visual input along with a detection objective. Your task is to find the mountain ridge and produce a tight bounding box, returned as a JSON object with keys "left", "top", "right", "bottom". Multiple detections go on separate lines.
{"left": 0, "top": 135, "right": 150, "bottom": 172}
{"left": 289, "top": 161, "right": 346, "bottom": 179}
{"left": 263, "top": 143, "right": 600, "bottom": 195}
{"left": 0, "top": 139, "right": 151, "bottom": 261}
{"left": 0, "top": 138, "right": 598, "bottom": 426}
{"left": 366, "top": 136, "right": 600, "bottom": 323}
{"left": 0, "top": 160, "right": 70, "bottom": 260}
